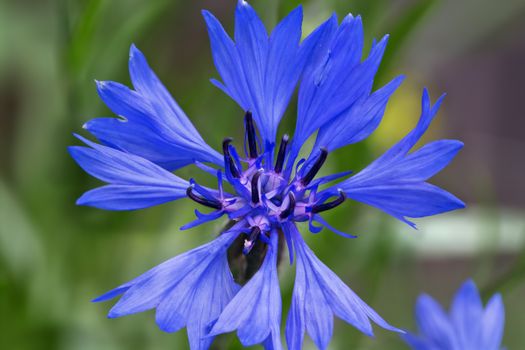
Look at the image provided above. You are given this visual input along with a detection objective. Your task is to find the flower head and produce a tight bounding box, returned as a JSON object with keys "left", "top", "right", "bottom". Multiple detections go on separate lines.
{"left": 71, "top": 1, "right": 464, "bottom": 349}
{"left": 403, "top": 279, "right": 505, "bottom": 350}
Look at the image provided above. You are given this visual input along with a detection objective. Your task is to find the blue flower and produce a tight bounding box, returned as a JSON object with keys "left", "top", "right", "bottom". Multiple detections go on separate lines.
{"left": 403, "top": 279, "right": 505, "bottom": 350}
{"left": 71, "top": 1, "right": 465, "bottom": 349}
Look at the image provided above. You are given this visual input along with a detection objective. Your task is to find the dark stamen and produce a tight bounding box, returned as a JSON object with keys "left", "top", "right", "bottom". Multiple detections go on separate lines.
{"left": 274, "top": 134, "right": 289, "bottom": 173}
{"left": 186, "top": 186, "right": 222, "bottom": 209}
{"left": 223, "top": 138, "right": 241, "bottom": 178}
{"left": 311, "top": 190, "right": 346, "bottom": 213}
{"left": 279, "top": 192, "right": 296, "bottom": 219}
{"left": 245, "top": 111, "right": 258, "bottom": 159}
{"left": 301, "top": 147, "right": 328, "bottom": 186}
{"left": 243, "top": 226, "right": 261, "bottom": 255}
{"left": 251, "top": 170, "right": 263, "bottom": 204}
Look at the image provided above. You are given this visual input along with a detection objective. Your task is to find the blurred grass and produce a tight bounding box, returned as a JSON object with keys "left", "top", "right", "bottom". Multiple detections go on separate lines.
{"left": 1, "top": 0, "right": 524, "bottom": 349}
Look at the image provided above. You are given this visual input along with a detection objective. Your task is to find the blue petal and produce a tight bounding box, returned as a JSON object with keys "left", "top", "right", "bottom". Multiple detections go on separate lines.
{"left": 263, "top": 6, "right": 303, "bottom": 146}
{"left": 414, "top": 294, "right": 458, "bottom": 349}
{"left": 84, "top": 117, "right": 194, "bottom": 170}
{"left": 286, "top": 225, "right": 401, "bottom": 350}
{"left": 365, "top": 89, "right": 445, "bottom": 170}
{"left": 289, "top": 19, "right": 390, "bottom": 170}
{"left": 69, "top": 135, "right": 188, "bottom": 210}
{"left": 202, "top": 10, "right": 250, "bottom": 112}
{"left": 89, "top": 45, "right": 223, "bottom": 171}
{"left": 233, "top": 1, "right": 270, "bottom": 143}
{"left": 340, "top": 183, "right": 465, "bottom": 225}
{"left": 93, "top": 226, "right": 241, "bottom": 347}
{"left": 76, "top": 185, "right": 187, "bottom": 211}
{"left": 209, "top": 231, "right": 282, "bottom": 349}
{"left": 204, "top": 3, "right": 309, "bottom": 149}
{"left": 481, "top": 293, "right": 505, "bottom": 350}
{"left": 323, "top": 90, "right": 465, "bottom": 225}
{"left": 314, "top": 75, "right": 404, "bottom": 152}
{"left": 292, "top": 15, "right": 363, "bottom": 151}
{"left": 391, "top": 139, "right": 464, "bottom": 182}
{"left": 155, "top": 253, "right": 239, "bottom": 350}
{"left": 450, "top": 279, "right": 484, "bottom": 349}
{"left": 95, "top": 80, "right": 153, "bottom": 126}
{"left": 401, "top": 333, "right": 432, "bottom": 350}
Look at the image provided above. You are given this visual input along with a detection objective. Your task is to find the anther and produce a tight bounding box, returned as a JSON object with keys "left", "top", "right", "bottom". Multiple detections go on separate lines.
{"left": 244, "top": 111, "right": 258, "bottom": 159}
{"left": 223, "top": 138, "right": 241, "bottom": 178}
{"left": 274, "top": 134, "right": 289, "bottom": 173}
{"left": 243, "top": 226, "right": 261, "bottom": 255}
{"left": 279, "top": 192, "right": 296, "bottom": 219}
{"left": 186, "top": 186, "right": 222, "bottom": 209}
{"left": 251, "top": 170, "right": 263, "bottom": 204}
{"left": 311, "top": 190, "right": 346, "bottom": 213}
{"left": 301, "top": 147, "right": 328, "bottom": 186}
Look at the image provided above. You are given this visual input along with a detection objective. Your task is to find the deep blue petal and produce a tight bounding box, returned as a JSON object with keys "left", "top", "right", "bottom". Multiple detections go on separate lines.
{"left": 84, "top": 117, "right": 193, "bottom": 170}
{"left": 323, "top": 90, "right": 464, "bottom": 225}
{"left": 95, "top": 80, "right": 153, "bottom": 126}
{"left": 341, "top": 182, "right": 465, "bottom": 224}
{"left": 204, "top": 2, "right": 309, "bottom": 149}
{"left": 292, "top": 15, "right": 363, "bottom": 152}
{"left": 262, "top": 6, "right": 303, "bottom": 146}
{"left": 202, "top": 10, "right": 250, "bottom": 111}
{"left": 76, "top": 185, "right": 186, "bottom": 211}
{"left": 314, "top": 75, "right": 404, "bottom": 152}
{"left": 391, "top": 139, "right": 464, "bottom": 182}
{"left": 289, "top": 20, "right": 390, "bottom": 171}
{"left": 209, "top": 231, "right": 282, "bottom": 349}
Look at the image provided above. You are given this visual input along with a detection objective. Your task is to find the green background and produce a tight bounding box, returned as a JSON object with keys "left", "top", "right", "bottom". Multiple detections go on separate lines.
{"left": 1, "top": 0, "right": 524, "bottom": 349}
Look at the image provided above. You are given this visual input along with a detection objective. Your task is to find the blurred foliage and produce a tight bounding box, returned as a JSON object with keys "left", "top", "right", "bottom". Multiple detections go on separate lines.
{"left": 0, "top": 0, "right": 524, "bottom": 349}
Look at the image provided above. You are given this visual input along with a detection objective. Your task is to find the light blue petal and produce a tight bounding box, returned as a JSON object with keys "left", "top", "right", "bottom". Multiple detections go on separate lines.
{"left": 286, "top": 225, "right": 401, "bottom": 350}
{"left": 481, "top": 293, "right": 505, "bottom": 350}
{"left": 69, "top": 135, "right": 188, "bottom": 210}
{"left": 450, "top": 279, "right": 484, "bottom": 349}
{"left": 209, "top": 231, "right": 282, "bottom": 349}
{"left": 304, "top": 264, "right": 333, "bottom": 350}
{"left": 415, "top": 294, "right": 458, "bottom": 349}
{"left": 285, "top": 230, "right": 306, "bottom": 349}
{"left": 93, "top": 226, "right": 241, "bottom": 336}
{"left": 405, "top": 279, "right": 505, "bottom": 350}
{"left": 156, "top": 253, "right": 239, "bottom": 350}
{"left": 401, "top": 333, "right": 432, "bottom": 350}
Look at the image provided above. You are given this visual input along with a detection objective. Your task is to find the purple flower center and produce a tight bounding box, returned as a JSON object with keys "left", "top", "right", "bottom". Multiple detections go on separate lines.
{"left": 186, "top": 112, "right": 346, "bottom": 254}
